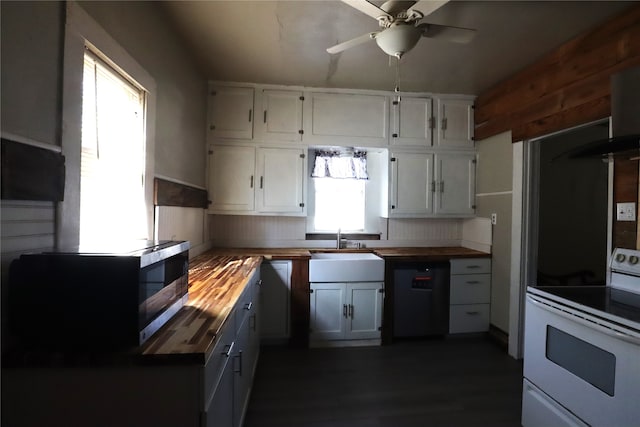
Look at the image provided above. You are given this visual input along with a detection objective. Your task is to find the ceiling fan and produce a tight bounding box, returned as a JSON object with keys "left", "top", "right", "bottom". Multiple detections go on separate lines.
{"left": 327, "top": 0, "right": 477, "bottom": 58}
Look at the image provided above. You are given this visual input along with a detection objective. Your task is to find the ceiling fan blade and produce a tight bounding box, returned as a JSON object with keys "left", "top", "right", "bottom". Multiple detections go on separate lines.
{"left": 341, "top": 0, "right": 392, "bottom": 21}
{"left": 419, "top": 23, "right": 477, "bottom": 44}
{"left": 408, "top": 0, "right": 449, "bottom": 18}
{"left": 327, "top": 32, "right": 379, "bottom": 54}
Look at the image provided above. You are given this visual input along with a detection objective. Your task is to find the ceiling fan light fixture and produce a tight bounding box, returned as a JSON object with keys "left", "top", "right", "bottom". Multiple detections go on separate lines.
{"left": 374, "top": 24, "right": 421, "bottom": 56}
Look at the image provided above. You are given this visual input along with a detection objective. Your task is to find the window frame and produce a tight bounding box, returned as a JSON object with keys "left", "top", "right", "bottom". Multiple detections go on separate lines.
{"left": 59, "top": 2, "right": 156, "bottom": 249}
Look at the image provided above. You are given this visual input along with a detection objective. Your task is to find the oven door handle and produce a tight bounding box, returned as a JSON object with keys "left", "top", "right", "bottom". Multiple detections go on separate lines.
{"left": 527, "top": 295, "right": 640, "bottom": 346}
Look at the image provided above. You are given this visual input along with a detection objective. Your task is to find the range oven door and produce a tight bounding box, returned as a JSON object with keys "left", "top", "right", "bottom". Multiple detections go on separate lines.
{"left": 523, "top": 294, "right": 640, "bottom": 427}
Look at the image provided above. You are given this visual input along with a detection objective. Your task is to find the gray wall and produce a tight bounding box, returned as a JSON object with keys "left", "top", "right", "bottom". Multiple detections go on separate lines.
{"left": 476, "top": 131, "right": 513, "bottom": 334}
{"left": 1, "top": 1, "right": 208, "bottom": 345}
{"left": 78, "top": 1, "right": 207, "bottom": 187}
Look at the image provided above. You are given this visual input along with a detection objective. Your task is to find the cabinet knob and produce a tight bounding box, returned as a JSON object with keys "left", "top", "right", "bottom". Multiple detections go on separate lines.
{"left": 392, "top": 133, "right": 398, "bottom": 138}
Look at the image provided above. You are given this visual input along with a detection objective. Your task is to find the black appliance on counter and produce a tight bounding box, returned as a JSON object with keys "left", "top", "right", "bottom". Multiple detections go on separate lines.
{"left": 393, "top": 262, "right": 450, "bottom": 337}
{"left": 8, "top": 240, "right": 190, "bottom": 351}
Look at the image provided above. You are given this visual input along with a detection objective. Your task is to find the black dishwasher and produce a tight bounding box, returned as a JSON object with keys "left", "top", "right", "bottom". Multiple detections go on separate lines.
{"left": 393, "top": 262, "right": 450, "bottom": 337}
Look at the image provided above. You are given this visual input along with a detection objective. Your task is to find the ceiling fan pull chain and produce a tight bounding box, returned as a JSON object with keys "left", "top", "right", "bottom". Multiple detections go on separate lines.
{"left": 394, "top": 53, "right": 401, "bottom": 94}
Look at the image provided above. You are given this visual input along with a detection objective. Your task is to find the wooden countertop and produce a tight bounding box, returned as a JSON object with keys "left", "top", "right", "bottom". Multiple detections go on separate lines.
{"left": 197, "top": 247, "right": 311, "bottom": 260}
{"left": 373, "top": 247, "right": 490, "bottom": 261}
{"left": 140, "top": 253, "right": 263, "bottom": 363}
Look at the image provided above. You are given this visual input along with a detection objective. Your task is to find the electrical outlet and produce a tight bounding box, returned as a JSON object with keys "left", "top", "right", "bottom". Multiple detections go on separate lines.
{"left": 491, "top": 213, "right": 497, "bottom": 225}
{"left": 616, "top": 202, "right": 636, "bottom": 221}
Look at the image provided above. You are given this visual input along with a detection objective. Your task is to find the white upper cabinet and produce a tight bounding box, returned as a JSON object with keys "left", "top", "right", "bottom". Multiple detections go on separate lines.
{"left": 208, "top": 144, "right": 306, "bottom": 216}
{"left": 389, "top": 151, "right": 434, "bottom": 216}
{"left": 208, "top": 86, "right": 254, "bottom": 141}
{"left": 434, "top": 152, "right": 476, "bottom": 216}
{"left": 436, "top": 98, "right": 474, "bottom": 148}
{"left": 391, "top": 96, "right": 433, "bottom": 147}
{"left": 256, "top": 147, "right": 306, "bottom": 214}
{"left": 304, "top": 92, "right": 389, "bottom": 146}
{"left": 254, "top": 90, "right": 304, "bottom": 142}
{"left": 208, "top": 145, "right": 256, "bottom": 212}
{"left": 385, "top": 150, "right": 476, "bottom": 218}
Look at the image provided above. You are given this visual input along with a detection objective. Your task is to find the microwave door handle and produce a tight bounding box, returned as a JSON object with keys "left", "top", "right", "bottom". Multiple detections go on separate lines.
{"left": 527, "top": 295, "right": 640, "bottom": 346}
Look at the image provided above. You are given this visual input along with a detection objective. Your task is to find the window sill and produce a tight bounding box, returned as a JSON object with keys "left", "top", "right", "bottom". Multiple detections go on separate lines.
{"left": 305, "top": 233, "right": 381, "bottom": 241}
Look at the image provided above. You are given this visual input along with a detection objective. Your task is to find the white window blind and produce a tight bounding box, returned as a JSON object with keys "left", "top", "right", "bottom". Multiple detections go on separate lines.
{"left": 80, "top": 51, "right": 147, "bottom": 246}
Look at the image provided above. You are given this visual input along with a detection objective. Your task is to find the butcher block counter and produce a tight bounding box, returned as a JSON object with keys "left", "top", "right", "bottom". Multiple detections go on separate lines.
{"left": 140, "top": 253, "right": 262, "bottom": 362}
{"left": 373, "top": 246, "right": 490, "bottom": 261}
{"left": 142, "top": 248, "right": 311, "bottom": 360}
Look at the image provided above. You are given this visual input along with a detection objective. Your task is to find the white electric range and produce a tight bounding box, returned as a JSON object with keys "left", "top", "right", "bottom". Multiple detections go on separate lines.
{"left": 522, "top": 248, "right": 640, "bottom": 427}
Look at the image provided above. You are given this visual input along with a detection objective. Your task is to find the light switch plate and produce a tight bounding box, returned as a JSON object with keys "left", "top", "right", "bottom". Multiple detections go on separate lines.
{"left": 616, "top": 202, "right": 636, "bottom": 221}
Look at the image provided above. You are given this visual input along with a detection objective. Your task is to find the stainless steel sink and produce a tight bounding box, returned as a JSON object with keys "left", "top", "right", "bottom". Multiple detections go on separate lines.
{"left": 309, "top": 252, "right": 384, "bottom": 282}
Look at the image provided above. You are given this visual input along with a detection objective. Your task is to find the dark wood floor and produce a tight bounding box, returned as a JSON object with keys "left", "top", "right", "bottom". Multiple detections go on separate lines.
{"left": 244, "top": 337, "right": 523, "bottom": 427}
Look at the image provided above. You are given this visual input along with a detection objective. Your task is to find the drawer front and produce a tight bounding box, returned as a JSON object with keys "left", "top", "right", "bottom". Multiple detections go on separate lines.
{"left": 450, "top": 258, "right": 491, "bottom": 275}
{"left": 449, "top": 304, "right": 490, "bottom": 333}
{"left": 234, "top": 272, "right": 259, "bottom": 332}
{"left": 204, "top": 322, "right": 234, "bottom": 409}
{"left": 450, "top": 274, "right": 491, "bottom": 304}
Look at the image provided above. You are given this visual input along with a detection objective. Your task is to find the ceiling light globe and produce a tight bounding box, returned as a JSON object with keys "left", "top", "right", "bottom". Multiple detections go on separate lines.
{"left": 375, "top": 24, "right": 421, "bottom": 56}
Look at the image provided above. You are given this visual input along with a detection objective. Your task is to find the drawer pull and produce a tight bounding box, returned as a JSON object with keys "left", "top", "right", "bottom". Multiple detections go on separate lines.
{"left": 466, "top": 311, "right": 480, "bottom": 315}
{"left": 221, "top": 341, "right": 235, "bottom": 358}
{"left": 466, "top": 265, "right": 482, "bottom": 269}
{"left": 466, "top": 280, "right": 481, "bottom": 284}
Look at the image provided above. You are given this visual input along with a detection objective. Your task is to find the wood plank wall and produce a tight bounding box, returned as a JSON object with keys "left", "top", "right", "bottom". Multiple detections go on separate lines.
{"left": 474, "top": 4, "right": 640, "bottom": 142}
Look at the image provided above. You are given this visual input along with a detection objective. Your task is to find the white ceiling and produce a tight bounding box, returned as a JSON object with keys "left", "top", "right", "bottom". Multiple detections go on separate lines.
{"left": 162, "top": 1, "right": 633, "bottom": 95}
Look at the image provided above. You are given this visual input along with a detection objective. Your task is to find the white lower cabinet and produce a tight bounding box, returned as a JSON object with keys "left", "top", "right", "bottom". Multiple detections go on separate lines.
{"left": 449, "top": 258, "right": 491, "bottom": 334}
{"left": 260, "top": 261, "right": 291, "bottom": 342}
{"left": 309, "top": 282, "right": 383, "bottom": 342}
{"left": 204, "top": 270, "right": 260, "bottom": 427}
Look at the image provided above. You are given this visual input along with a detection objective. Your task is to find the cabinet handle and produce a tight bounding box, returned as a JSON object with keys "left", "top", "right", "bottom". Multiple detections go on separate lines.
{"left": 234, "top": 351, "right": 243, "bottom": 376}
{"left": 466, "top": 311, "right": 480, "bottom": 315}
{"left": 263, "top": 110, "right": 267, "bottom": 123}
{"left": 260, "top": 176, "right": 264, "bottom": 189}
{"left": 343, "top": 304, "right": 348, "bottom": 318}
{"left": 466, "top": 281, "right": 480, "bottom": 284}
{"left": 250, "top": 314, "right": 257, "bottom": 331}
{"left": 250, "top": 175, "right": 254, "bottom": 188}
{"left": 466, "top": 265, "right": 481, "bottom": 269}
{"left": 442, "top": 117, "right": 447, "bottom": 130}
{"left": 221, "top": 341, "right": 235, "bottom": 358}
{"left": 348, "top": 304, "right": 353, "bottom": 318}
{"left": 431, "top": 181, "right": 436, "bottom": 192}
{"left": 244, "top": 301, "right": 253, "bottom": 311}
{"left": 440, "top": 181, "right": 445, "bottom": 193}
{"left": 248, "top": 109, "right": 252, "bottom": 122}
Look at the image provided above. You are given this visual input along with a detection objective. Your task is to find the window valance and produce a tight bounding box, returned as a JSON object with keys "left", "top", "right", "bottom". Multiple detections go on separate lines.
{"left": 311, "top": 150, "right": 368, "bottom": 180}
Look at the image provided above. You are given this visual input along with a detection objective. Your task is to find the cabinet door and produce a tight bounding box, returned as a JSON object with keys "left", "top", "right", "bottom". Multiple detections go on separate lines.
{"left": 255, "top": 90, "right": 303, "bottom": 142}
{"left": 309, "top": 283, "right": 346, "bottom": 341}
{"left": 434, "top": 152, "right": 476, "bottom": 216}
{"left": 391, "top": 97, "right": 433, "bottom": 147}
{"left": 436, "top": 98, "right": 474, "bottom": 148}
{"left": 389, "top": 152, "right": 434, "bottom": 216}
{"left": 209, "top": 86, "right": 254, "bottom": 140}
{"left": 208, "top": 145, "right": 255, "bottom": 212}
{"left": 205, "top": 357, "right": 234, "bottom": 427}
{"left": 232, "top": 314, "right": 251, "bottom": 427}
{"left": 256, "top": 147, "right": 305, "bottom": 214}
{"left": 305, "top": 92, "right": 389, "bottom": 146}
{"left": 260, "top": 261, "right": 291, "bottom": 341}
{"left": 346, "top": 282, "right": 383, "bottom": 340}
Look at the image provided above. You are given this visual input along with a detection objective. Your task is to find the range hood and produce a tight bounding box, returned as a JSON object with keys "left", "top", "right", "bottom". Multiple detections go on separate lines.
{"left": 563, "top": 66, "right": 640, "bottom": 160}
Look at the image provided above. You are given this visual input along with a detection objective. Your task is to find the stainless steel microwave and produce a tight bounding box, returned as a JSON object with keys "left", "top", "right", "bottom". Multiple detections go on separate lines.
{"left": 8, "top": 240, "right": 190, "bottom": 351}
